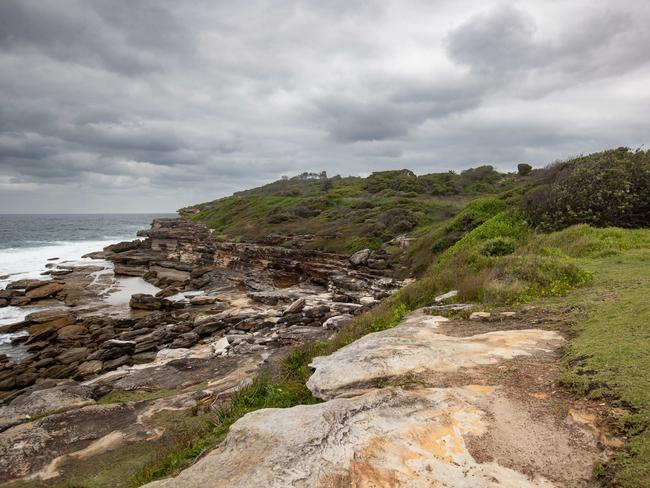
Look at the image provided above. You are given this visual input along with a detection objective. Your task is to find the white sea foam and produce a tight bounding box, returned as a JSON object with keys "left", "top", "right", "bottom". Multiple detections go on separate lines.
{"left": 0, "top": 239, "right": 119, "bottom": 289}
{"left": 0, "top": 239, "right": 118, "bottom": 328}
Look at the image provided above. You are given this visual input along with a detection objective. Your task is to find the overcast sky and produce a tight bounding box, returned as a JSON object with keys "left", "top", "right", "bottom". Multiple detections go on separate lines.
{"left": 1, "top": 0, "right": 649, "bottom": 213}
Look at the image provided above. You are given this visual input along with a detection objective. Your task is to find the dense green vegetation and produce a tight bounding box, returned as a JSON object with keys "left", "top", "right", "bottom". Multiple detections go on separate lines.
{"left": 183, "top": 165, "right": 516, "bottom": 253}
{"left": 524, "top": 147, "right": 650, "bottom": 230}
{"left": 127, "top": 148, "right": 650, "bottom": 486}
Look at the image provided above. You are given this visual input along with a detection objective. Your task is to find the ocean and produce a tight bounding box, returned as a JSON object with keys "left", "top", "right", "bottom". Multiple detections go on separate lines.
{"left": 0, "top": 213, "right": 174, "bottom": 331}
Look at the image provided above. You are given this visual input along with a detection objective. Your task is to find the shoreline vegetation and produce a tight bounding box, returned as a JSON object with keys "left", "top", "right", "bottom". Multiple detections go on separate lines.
{"left": 125, "top": 148, "right": 650, "bottom": 487}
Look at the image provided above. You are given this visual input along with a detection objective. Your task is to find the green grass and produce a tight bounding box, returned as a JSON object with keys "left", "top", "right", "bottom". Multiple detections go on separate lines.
{"left": 184, "top": 170, "right": 513, "bottom": 254}
{"left": 556, "top": 244, "right": 650, "bottom": 487}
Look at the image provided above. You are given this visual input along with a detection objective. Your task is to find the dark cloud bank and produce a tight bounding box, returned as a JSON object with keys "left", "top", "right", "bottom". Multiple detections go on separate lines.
{"left": 1, "top": 0, "right": 649, "bottom": 212}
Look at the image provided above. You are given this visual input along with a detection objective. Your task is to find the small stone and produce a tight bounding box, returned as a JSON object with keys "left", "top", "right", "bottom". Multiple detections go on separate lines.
{"left": 349, "top": 249, "right": 371, "bottom": 266}
{"left": 323, "top": 314, "right": 354, "bottom": 330}
{"left": 283, "top": 297, "right": 306, "bottom": 315}
{"left": 211, "top": 337, "right": 230, "bottom": 356}
{"left": 434, "top": 290, "right": 458, "bottom": 303}
{"left": 469, "top": 312, "right": 491, "bottom": 320}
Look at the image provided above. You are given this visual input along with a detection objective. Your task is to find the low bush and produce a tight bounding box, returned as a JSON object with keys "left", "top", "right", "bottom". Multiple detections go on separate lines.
{"left": 524, "top": 147, "right": 650, "bottom": 230}
{"left": 479, "top": 237, "right": 516, "bottom": 256}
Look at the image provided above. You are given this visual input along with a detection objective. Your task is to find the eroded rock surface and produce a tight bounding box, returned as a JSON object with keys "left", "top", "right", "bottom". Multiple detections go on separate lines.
{"left": 143, "top": 385, "right": 584, "bottom": 488}
{"left": 145, "top": 308, "right": 605, "bottom": 488}
{"left": 307, "top": 312, "right": 564, "bottom": 400}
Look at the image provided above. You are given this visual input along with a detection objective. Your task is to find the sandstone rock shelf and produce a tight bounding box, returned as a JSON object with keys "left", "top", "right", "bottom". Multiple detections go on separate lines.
{"left": 142, "top": 308, "right": 616, "bottom": 488}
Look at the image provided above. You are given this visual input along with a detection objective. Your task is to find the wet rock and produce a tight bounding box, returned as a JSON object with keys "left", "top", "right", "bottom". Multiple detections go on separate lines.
{"left": 0, "top": 298, "right": 7, "bottom": 308}
{"left": 26, "top": 309, "right": 75, "bottom": 324}
{"left": 6, "top": 279, "right": 46, "bottom": 290}
{"left": 113, "top": 265, "right": 145, "bottom": 277}
{"left": 10, "top": 297, "right": 31, "bottom": 306}
{"left": 104, "top": 240, "right": 143, "bottom": 253}
{"left": 129, "top": 293, "right": 181, "bottom": 311}
{"left": 27, "top": 316, "right": 76, "bottom": 342}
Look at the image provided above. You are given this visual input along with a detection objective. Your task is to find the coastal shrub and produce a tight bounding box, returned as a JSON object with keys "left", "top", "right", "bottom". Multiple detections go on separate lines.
{"left": 439, "top": 211, "right": 528, "bottom": 264}
{"left": 517, "top": 163, "right": 532, "bottom": 176}
{"left": 378, "top": 208, "right": 418, "bottom": 233}
{"left": 458, "top": 165, "right": 503, "bottom": 193}
{"left": 293, "top": 205, "right": 320, "bottom": 218}
{"left": 479, "top": 237, "right": 516, "bottom": 256}
{"left": 524, "top": 147, "right": 650, "bottom": 230}
{"left": 444, "top": 197, "right": 507, "bottom": 232}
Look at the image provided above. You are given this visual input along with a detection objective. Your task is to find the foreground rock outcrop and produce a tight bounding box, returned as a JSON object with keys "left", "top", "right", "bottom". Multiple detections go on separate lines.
{"left": 143, "top": 309, "right": 611, "bottom": 488}
{"left": 306, "top": 312, "right": 564, "bottom": 400}
{"left": 145, "top": 386, "right": 558, "bottom": 488}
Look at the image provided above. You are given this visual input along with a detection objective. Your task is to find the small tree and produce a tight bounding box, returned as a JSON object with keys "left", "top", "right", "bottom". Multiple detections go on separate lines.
{"left": 517, "top": 163, "right": 532, "bottom": 176}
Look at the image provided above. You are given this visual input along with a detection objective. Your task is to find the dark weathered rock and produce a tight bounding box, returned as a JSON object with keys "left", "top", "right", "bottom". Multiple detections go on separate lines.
{"left": 170, "top": 332, "right": 199, "bottom": 349}
{"left": 113, "top": 265, "right": 145, "bottom": 277}
{"left": 129, "top": 294, "right": 181, "bottom": 311}
{"left": 57, "top": 347, "right": 90, "bottom": 365}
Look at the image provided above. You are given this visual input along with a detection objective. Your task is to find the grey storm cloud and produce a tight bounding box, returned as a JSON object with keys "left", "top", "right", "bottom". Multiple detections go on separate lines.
{"left": 0, "top": 0, "right": 649, "bottom": 212}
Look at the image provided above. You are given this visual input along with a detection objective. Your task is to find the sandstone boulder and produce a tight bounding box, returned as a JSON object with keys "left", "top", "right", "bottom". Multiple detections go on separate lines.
{"left": 25, "top": 282, "right": 65, "bottom": 299}
{"left": 348, "top": 248, "right": 371, "bottom": 266}
{"left": 307, "top": 311, "right": 564, "bottom": 400}
{"left": 322, "top": 314, "right": 353, "bottom": 330}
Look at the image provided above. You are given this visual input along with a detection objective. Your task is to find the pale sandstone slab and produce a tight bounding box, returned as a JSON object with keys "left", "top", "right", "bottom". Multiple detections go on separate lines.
{"left": 142, "top": 386, "right": 554, "bottom": 488}
{"left": 306, "top": 312, "right": 564, "bottom": 400}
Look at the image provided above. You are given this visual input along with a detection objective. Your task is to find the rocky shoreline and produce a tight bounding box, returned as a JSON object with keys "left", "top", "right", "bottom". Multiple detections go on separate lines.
{"left": 0, "top": 217, "right": 404, "bottom": 484}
